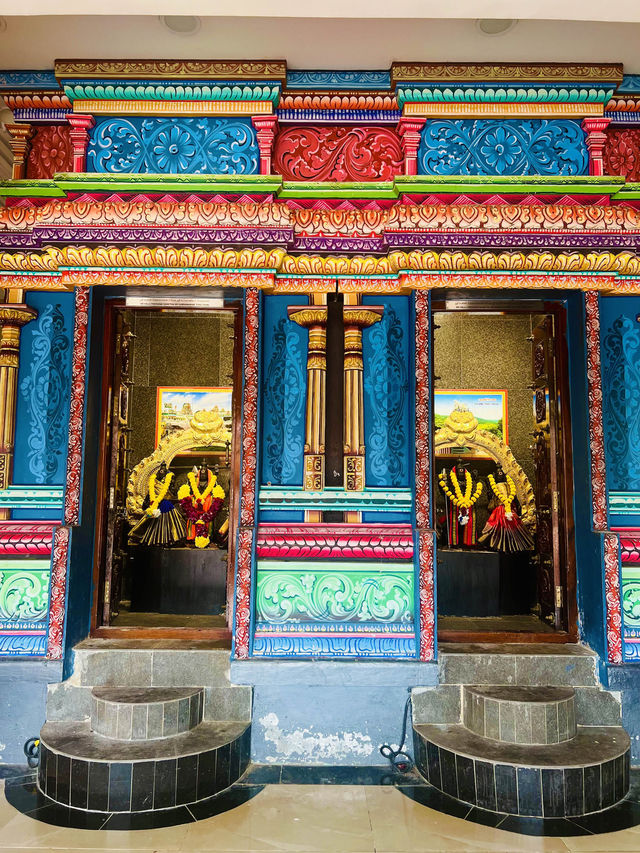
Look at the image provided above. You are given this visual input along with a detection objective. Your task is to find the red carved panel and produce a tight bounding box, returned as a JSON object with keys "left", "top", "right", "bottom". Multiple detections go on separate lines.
{"left": 0, "top": 521, "right": 58, "bottom": 556}
{"left": 234, "top": 527, "right": 253, "bottom": 659}
{"left": 604, "top": 128, "right": 640, "bottom": 182}
{"left": 604, "top": 532, "right": 623, "bottom": 664}
{"left": 612, "top": 527, "right": 640, "bottom": 564}
{"left": 65, "top": 287, "right": 89, "bottom": 526}
{"left": 239, "top": 288, "right": 259, "bottom": 529}
{"left": 273, "top": 126, "right": 403, "bottom": 182}
{"left": 256, "top": 524, "right": 414, "bottom": 560}
{"left": 418, "top": 530, "right": 435, "bottom": 662}
{"left": 414, "top": 290, "right": 431, "bottom": 530}
{"left": 584, "top": 291, "right": 607, "bottom": 531}
{"left": 47, "top": 525, "right": 70, "bottom": 661}
{"left": 26, "top": 125, "right": 73, "bottom": 180}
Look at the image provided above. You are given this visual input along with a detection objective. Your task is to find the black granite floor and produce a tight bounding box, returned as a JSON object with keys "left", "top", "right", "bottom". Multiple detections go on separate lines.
{"left": 5, "top": 764, "right": 640, "bottom": 835}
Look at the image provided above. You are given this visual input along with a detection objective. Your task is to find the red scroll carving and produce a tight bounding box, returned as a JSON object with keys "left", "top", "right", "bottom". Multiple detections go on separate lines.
{"left": 273, "top": 126, "right": 404, "bottom": 182}
{"left": 26, "top": 125, "right": 73, "bottom": 179}
{"left": 603, "top": 128, "right": 640, "bottom": 182}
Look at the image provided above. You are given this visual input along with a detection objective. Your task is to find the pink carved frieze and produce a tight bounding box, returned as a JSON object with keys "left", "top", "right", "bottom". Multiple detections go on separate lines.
{"left": 414, "top": 289, "right": 431, "bottom": 530}
{"left": 25, "top": 125, "right": 73, "bottom": 180}
{"left": 272, "top": 125, "right": 404, "bottom": 182}
{"left": 256, "top": 524, "right": 414, "bottom": 560}
{"left": 64, "top": 287, "right": 89, "bottom": 527}
{"left": 46, "top": 525, "right": 70, "bottom": 661}
{"left": 418, "top": 530, "right": 435, "bottom": 661}
{"left": 0, "top": 521, "right": 58, "bottom": 556}
{"left": 603, "top": 128, "right": 640, "bottom": 183}
{"left": 604, "top": 531, "right": 623, "bottom": 664}
{"left": 234, "top": 527, "right": 253, "bottom": 660}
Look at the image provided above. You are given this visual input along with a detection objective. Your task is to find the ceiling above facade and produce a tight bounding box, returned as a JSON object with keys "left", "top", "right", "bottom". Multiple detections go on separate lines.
{"left": 0, "top": 15, "right": 640, "bottom": 73}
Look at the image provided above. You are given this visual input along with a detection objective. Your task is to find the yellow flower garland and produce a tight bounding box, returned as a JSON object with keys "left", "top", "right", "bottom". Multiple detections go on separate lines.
{"left": 488, "top": 474, "right": 516, "bottom": 514}
{"left": 146, "top": 472, "right": 173, "bottom": 516}
{"left": 439, "top": 468, "right": 483, "bottom": 509}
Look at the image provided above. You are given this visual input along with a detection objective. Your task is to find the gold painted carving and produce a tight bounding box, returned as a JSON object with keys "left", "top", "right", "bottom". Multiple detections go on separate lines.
{"left": 391, "top": 62, "right": 623, "bottom": 83}
{"left": 73, "top": 99, "right": 273, "bottom": 116}
{"left": 0, "top": 305, "right": 38, "bottom": 326}
{"left": 287, "top": 307, "right": 329, "bottom": 327}
{"left": 403, "top": 102, "right": 603, "bottom": 118}
{"left": 435, "top": 408, "right": 536, "bottom": 529}
{"left": 55, "top": 60, "right": 287, "bottom": 81}
{"left": 126, "top": 409, "right": 231, "bottom": 519}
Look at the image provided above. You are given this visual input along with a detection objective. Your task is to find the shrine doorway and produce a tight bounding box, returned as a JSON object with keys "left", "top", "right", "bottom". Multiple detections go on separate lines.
{"left": 90, "top": 294, "right": 242, "bottom": 640}
{"left": 432, "top": 296, "right": 578, "bottom": 643}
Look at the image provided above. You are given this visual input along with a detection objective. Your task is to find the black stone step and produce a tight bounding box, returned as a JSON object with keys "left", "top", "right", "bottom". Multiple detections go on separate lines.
{"left": 38, "top": 720, "right": 250, "bottom": 812}
{"left": 463, "top": 686, "right": 576, "bottom": 745}
{"left": 91, "top": 687, "right": 204, "bottom": 740}
{"left": 414, "top": 723, "right": 630, "bottom": 817}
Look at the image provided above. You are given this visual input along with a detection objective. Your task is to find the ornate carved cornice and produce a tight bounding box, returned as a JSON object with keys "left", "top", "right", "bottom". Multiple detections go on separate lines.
{"left": 391, "top": 62, "right": 624, "bottom": 85}
{"left": 279, "top": 91, "right": 398, "bottom": 110}
{"left": 55, "top": 59, "right": 288, "bottom": 83}
{"left": 2, "top": 91, "right": 71, "bottom": 110}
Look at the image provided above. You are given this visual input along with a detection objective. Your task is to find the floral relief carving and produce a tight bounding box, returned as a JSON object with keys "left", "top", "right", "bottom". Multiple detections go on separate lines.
{"left": 26, "top": 125, "right": 73, "bottom": 179}
{"left": 418, "top": 119, "right": 588, "bottom": 176}
{"left": 273, "top": 126, "right": 403, "bottom": 181}
{"left": 604, "top": 128, "right": 640, "bottom": 182}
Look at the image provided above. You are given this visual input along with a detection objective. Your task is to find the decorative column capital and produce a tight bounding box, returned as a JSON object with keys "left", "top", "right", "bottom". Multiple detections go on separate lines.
{"left": 251, "top": 115, "right": 279, "bottom": 176}
{"left": 582, "top": 117, "right": 611, "bottom": 177}
{"left": 397, "top": 117, "right": 426, "bottom": 176}
{"left": 5, "top": 123, "right": 34, "bottom": 179}
{"left": 67, "top": 113, "right": 95, "bottom": 172}
{"left": 0, "top": 304, "right": 38, "bottom": 328}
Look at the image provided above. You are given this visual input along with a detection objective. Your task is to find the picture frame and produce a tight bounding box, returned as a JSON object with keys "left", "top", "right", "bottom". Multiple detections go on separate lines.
{"left": 155, "top": 386, "right": 233, "bottom": 448}
{"left": 434, "top": 389, "right": 508, "bottom": 457}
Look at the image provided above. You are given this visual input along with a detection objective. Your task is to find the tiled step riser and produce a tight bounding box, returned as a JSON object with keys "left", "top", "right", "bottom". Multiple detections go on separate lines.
{"left": 414, "top": 730, "right": 630, "bottom": 817}
{"left": 439, "top": 653, "right": 597, "bottom": 687}
{"left": 411, "top": 686, "right": 622, "bottom": 729}
{"left": 91, "top": 692, "right": 204, "bottom": 741}
{"left": 70, "top": 649, "right": 231, "bottom": 688}
{"left": 37, "top": 727, "right": 251, "bottom": 813}
{"left": 462, "top": 689, "right": 577, "bottom": 745}
{"left": 47, "top": 683, "right": 252, "bottom": 724}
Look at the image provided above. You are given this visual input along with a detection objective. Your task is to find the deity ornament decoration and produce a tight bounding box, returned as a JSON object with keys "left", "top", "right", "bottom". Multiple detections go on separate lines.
{"left": 128, "top": 461, "right": 186, "bottom": 546}
{"left": 438, "top": 464, "right": 483, "bottom": 547}
{"left": 177, "top": 463, "right": 225, "bottom": 549}
{"left": 480, "top": 468, "right": 535, "bottom": 553}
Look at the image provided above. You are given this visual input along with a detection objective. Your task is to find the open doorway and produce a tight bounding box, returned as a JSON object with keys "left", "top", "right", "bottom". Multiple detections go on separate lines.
{"left": 91, "top": 300, "right": 241, "bottom": 638}
{"left": 433, "top": 298, "right": 578, "bottom": 642}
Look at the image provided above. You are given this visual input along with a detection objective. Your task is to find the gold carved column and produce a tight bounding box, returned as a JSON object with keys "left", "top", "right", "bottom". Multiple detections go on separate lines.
{"left": 288, "top": 298, "right": 328, "bottom": 521}
{"left": 343, "top": 298, "right": 383, "bottom": 495}
{"left": 0, "top": 290, "right": 38, "bottom": 513}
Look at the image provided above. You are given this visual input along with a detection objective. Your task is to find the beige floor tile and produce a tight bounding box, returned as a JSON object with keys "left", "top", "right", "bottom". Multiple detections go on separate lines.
{"left": 560, "top": 826, "right": 640, "bottom": 852}
{"left": 364, "top": 787, "right": 571, "bottom": 852}
{"left": 183, "top": 785, "right": 374, "bottom": 852}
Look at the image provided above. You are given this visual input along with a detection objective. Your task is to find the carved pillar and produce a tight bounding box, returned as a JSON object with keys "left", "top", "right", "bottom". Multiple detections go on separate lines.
{"left": 342, "top": 298, "right": 383, "bottom": 497}
{"left": 5, "top": 124, "right": 33, "bottom": 179}
{"left": 67, "top": 114, "right": 95, "bottom": 172}
{"left": 582, "top": 117, "right": 611, "bottom": 177}
{"left": 251, "top": 116, "right": 278, "bottom": 176}
{"left": 397, "top": 117, "right": 426, "bottom": 176}
{"left": 288, "top": 299, "right": 328, "bottom": 510}
{"left": 0, "top": 291, "right": 38, "bottom": 515}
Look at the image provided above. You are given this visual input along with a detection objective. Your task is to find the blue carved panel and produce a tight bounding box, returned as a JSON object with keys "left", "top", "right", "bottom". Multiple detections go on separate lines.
{"left": 600, "top": 296, "right": 640, "bottom": 493}
{"left": 260, "top": 295, "right": 308, "bottom": 487}
{"left": 417, "top": 119, "right": 588, "bottom": 176}
{"left": 87, "top": 117, "right": 259, "bottom": 174}
{"left": 362, "top": 295, "right": 411, "bottom": 488}
{"left": 13, "top": 292, "right": 74, "bottom": 488}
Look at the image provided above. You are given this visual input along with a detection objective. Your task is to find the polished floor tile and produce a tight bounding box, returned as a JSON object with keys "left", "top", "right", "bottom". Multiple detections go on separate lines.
{"left": 6, "top": 779, "right": 640, "bottom": 852}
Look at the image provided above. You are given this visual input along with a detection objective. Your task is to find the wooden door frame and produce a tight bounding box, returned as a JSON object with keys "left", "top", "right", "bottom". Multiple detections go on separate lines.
{"left": 432, "top": 298, "right": 579, "bottom": 644}
{"left": 90, "top": 298, "right": 243, "bottom": 641}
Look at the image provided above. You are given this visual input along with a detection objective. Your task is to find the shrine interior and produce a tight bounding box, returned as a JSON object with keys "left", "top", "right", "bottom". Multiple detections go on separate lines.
{"left": 433, "top": 304, "right": 572, "bottom": 637}
{"left": 97, "top": 307, "right": 238, "bottom": 630}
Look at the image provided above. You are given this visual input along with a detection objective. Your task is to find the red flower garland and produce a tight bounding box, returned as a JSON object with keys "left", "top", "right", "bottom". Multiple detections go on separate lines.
{"left": 180, "top": 496, "right": 224, "bottom": 540}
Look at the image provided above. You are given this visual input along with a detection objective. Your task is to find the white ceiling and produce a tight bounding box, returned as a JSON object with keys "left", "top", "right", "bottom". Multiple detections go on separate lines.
{"left": 1, "top": 15, "right": 640, "bottom": 75}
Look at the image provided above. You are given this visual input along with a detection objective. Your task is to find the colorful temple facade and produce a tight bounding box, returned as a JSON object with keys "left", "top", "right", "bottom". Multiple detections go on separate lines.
{"left": 2, "top": 56, "right": 640, "bottom": 820}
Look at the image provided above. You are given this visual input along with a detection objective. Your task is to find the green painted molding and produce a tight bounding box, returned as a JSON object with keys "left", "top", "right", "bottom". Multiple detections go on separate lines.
{"left": 0, "top": 485, "right": 63, "bottom": 509}
{"left": 259, "top": 485, "right": 413, "bottom": 512}
{"left": 257, "top": 559, "right": 414, "bottom": 573}
{"left": 0, "top": 559, "right": 51, "bottom": 571}
{"left": 396, "top": 85, "right": 616, "bottom": 107}
{"left": 279, "top": 180, "right": 399, "bottom": 199}
{"left": 64, "top": 83, "right": 281, "bottom": 103}
{"left": 53, "top": 172, "right": 283, "bottom": 195}
{"left": 395, "top": 175, "right": 626, "bottom": 196}
{"left": 613, "top": 183, "right": 640, "bottom": 200}
{"left": 610, "top": 492, "right": 640, "bottom": 515}
{"left": 0, "top": 180, "right": 65, "bottom": 198}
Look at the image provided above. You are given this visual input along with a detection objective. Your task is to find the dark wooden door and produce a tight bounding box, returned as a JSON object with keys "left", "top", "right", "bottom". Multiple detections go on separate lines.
{"left": 102, "top": 310, "right": 134, "bottom": 624}
{"left": 530, "top": 315, "right": 565, "bottom": 629}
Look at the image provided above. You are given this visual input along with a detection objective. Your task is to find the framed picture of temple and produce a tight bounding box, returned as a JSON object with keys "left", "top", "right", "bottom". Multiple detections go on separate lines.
{"left": 155, "top": 386, "right": 233, "bottom": 447}
{"left": 434, "top": 389, "right": 508, "bottom": 453}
